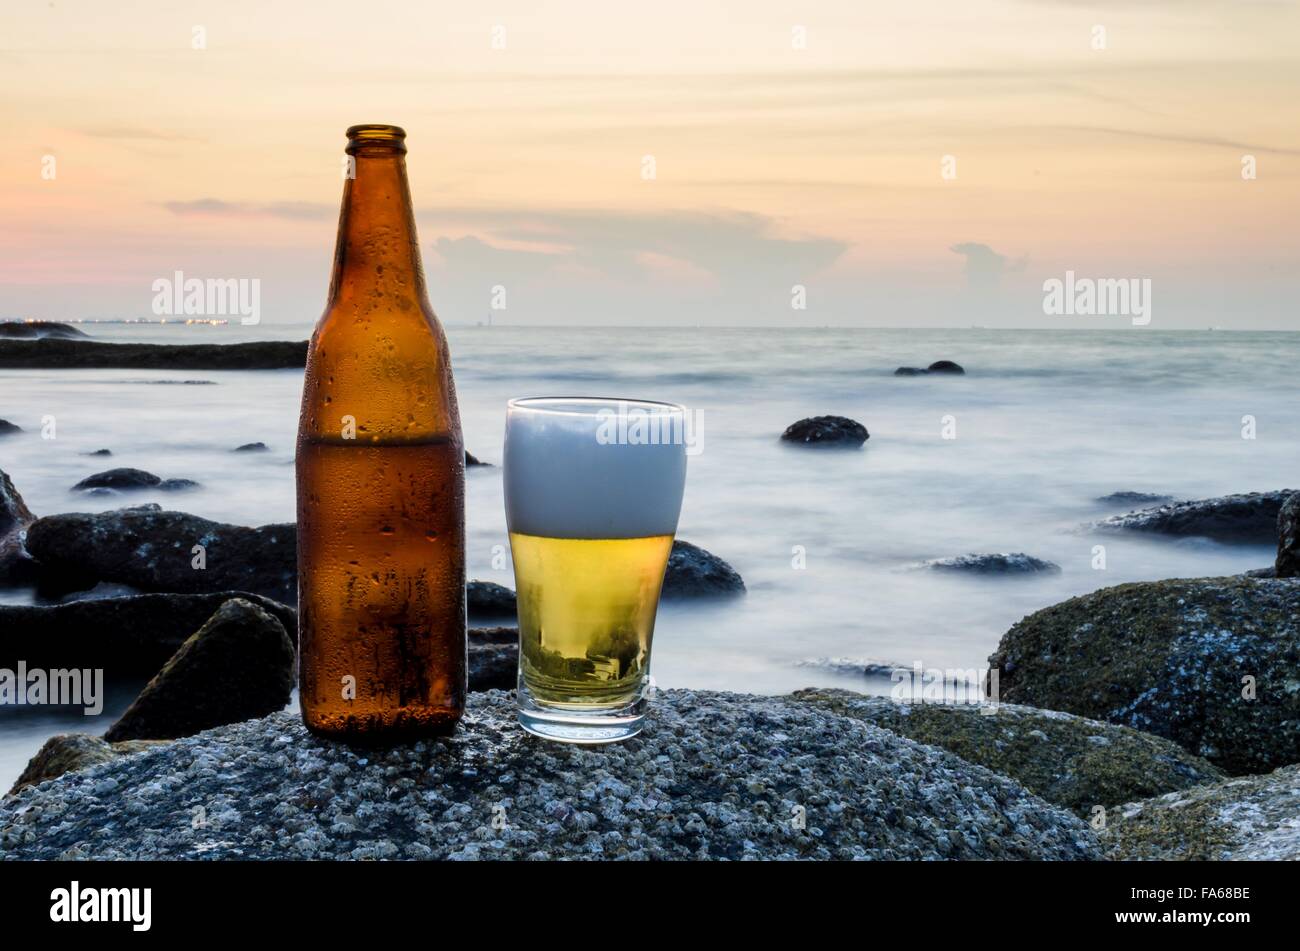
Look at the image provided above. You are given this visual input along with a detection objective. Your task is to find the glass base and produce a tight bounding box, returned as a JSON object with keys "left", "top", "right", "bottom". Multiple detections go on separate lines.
{"left": 516, "top": 681, "right": 646, "bottom": 744}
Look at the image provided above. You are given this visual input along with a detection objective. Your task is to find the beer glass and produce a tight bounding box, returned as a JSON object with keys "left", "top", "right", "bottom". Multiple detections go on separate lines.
{"left": 504, "top": 397, "right": 687, "bottom": 743}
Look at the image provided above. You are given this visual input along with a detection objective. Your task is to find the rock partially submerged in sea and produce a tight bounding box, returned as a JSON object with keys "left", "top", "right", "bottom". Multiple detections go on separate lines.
{"left": 0, "top": 419, "right": 21, "bottom": 436}
{"left": 1277, "top": 492, "right": 1299, "bottom": 578}
{"left": 466, "top": 626, "right": 518, "bottom": 691}
{"left": 664, "top": 540, "right": 745, "bottom": 598}
{"left": 988, "top": 576, "right": 1300, "bottom": 775}
{"left": 1102, "top": 763, "right": 1300, "bottom": 861}
{"left": 7, "top": 734, "right": 164, "bottom": 797}
{"left": 1095, "top": 491, "right": 1174, "bottom": 507}
{"left": 232, "top": 442, "right": 269, "bottom": 453}
{"left": 25, "top": 504, "right": 743, "bottom": 608}
{"left": 104, "top": 599, "right": 295, "bottom": 742}
{"left": 0, "top": 468, "right": 37, "bottom": 584}
{"left": 0, "top": 321, "right": 88, "bottom": 340}
{"left": 926, "top": 360, "right": 965, "bottom": 374}
{"left": 0, "top": 591, "right": 296, "bottom": 676}
{"left": 26, "top": 506, "right": 297, "bottom": 603}
{"left": 467, "top": 580, "right": 517, "bottom": 618}
{"left": 0, "top": 339, "right": 308, "bottom": 370}
{"left": 465, "top": 451, "right": 490, "bottom": 467}
{"left": 791, "top": 689, "right": 1223, "bottom": 818}
{"left": 894, "top": 360, "right": 965, "bottom": 377}
{"left": 918, "top": 552, "right": 1060, "bottom": 575}
{"left": 1089, "top": 489, "right": 1294, "bottom": 544}
{"left": 0, "top": 690, "right": 1098, "bottom": 860}
{"left": 780, "top": 415, "right": 868, "bottom": 448}
{"left": 70, "top": 468, "right": 200, "bottom": 492}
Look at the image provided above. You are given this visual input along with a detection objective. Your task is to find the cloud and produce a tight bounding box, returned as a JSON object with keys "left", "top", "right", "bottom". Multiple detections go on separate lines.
{"left": 421, "top": 207, "right": 847, "bottom": 323}
{"left": 1049, "top": 125, "right": 1300, "bottom": 156}
{"left": 163, "top": 199, "right": 333, "bottom": 219}
{"left": 950, "top": 242, "right": 1026, "bottom": 290}
{"left": 82, "top": 126, "right": 199, "bottom": 142}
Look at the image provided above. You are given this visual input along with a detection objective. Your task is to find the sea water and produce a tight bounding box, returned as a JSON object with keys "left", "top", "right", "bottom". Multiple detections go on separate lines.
{"left": 0, "top": 323, "right": 1295, "bottom": 787}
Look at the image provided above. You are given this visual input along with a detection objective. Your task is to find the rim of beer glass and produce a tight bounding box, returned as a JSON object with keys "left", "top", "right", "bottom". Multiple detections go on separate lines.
{"left": 507, "top": 396, "right": 685, "bottom": 418}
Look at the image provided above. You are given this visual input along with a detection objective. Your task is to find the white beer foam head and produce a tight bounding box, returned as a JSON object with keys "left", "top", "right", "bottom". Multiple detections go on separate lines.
{"left": 504, "top": 398, "right": 687, "bottom": 540}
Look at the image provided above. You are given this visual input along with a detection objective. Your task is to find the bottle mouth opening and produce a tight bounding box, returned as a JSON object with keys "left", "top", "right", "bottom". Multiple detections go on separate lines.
{"left": 346, "top": 124, "right": 407, "bottom": 154}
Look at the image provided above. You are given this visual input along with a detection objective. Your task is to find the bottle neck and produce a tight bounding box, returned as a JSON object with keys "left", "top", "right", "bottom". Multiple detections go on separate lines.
{"left": 326, "top": 151, "right": 427, "bottom": 309}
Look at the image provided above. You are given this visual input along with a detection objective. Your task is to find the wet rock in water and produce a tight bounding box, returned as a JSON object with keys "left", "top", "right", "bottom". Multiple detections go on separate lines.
{"left": 83, "top": 448, "right": 112, "bottom": 456}
{"left": 1095, "top": 491, "right": 1174, "bottom": 507}
{"left": 792, "top": 689, "right": 1224, "bottom": 818}
{"left": 0, "top": 592, "right": 296, "bottom": 677}
{"left": 0, "top": 468, "right": 37, "bottom": 583}
{"left": 894, "top": 361, "right": 965, "bottom": 376}
{"left": 70, "top": 468, "right": 199, "bottom": 492}
{"left": 988, "top": 576, "right": 1300, "bottom": 775}
{"left": 780, "top": 415, "right": 868, "bottom": 448}
{"left": 919, "top": 553, "right": 1060, "bottom": 575}
{"left": 663, "top": 540, "right": 745, "bottom": 598}
{"left": 0, "top": 419, "right": 21, "bottom": 436}
{"left": 232, "top": 442, "right": 269, "bottom": 453}
{"left": 26, "top": 506, "right": 297, "bottom": 603}
{"left": 1089, "top": 489, "right": 1294, "bottom": 543}
{"left": 1102, "top": 762, "right": 1300, "bottom": 861}
{"left": 0, "top": 338, "right": 308, "bottom": 370}
{"left": 465, "top": 451, "right": 490, "bottom": 467}
{"left": 0, "top": 690, "right": 1100, "bottom": 860}
{"left": 25, "top": 506, "right": 744, "bottom": 610}
{"left": 467, "top": 579, "right": 516, "bottom": 618}
{"left": 0, "top": 321, "right": 88, "bottom": 340}
{"left": 55, "top": 581, "right": 143, "bottom": 602}
{"left": 468, "top": 626, "right": 519, "bottom": 691}
{"left": 1277, "top": 492, "right": 1300, "bottom": 579}
{"left": 104, "top": 598, "right": 295, "bottom": 742}
{"left": 8, "top": 734, "right": 165, "bottom": 797}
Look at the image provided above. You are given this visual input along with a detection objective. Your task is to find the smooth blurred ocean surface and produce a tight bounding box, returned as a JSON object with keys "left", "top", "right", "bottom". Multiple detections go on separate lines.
{"left": 1, "top": 322, "right": 1296, "bottom": 788}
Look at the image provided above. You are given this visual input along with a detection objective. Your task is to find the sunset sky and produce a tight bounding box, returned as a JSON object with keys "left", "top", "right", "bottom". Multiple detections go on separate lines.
{"left": 3, "top": 0, "right": 1298, "bottom": 327}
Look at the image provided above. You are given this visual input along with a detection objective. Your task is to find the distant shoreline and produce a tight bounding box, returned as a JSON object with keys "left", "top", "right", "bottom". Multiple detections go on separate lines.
{"left": 0, "top": 339, "right": 307, "bottom": 370}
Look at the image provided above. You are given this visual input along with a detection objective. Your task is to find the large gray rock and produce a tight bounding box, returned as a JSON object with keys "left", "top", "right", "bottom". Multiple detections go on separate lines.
{"left": 0, "top": 591, "right": 296, "bottom": 677}
{"left": 104, "top": 599, "right": 295, "bottom": 741}
{"left": 0, "top": 468, "right": 36, "bottom": 583}
{"left": 1277, "top": 492, "right": 1300, "bottom": 578}
{"left": 0, "top": 690, "right": 1098, "bottom": 860}
{"left": 26, "top": 505, "right": 297, "bottom": 603}
{"left": 988, "top": 576, "right": 1300, "bottom": 775}
{"left": 792, "top": 689, "right": 1223, "bottom": 818}
{"left": 7, "top": 734, "right": 164, "bottom": 797}
{"left": 1103, "top": 763, "right": 1300, "bottom": 861}
{"left": 1090, "top": 489, "right": 1295, "bottom": 543}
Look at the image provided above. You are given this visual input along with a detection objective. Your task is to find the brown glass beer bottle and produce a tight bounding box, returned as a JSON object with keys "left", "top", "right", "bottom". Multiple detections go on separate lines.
{"left": 296, "top": 124, "right": 466, "bottom": 742}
